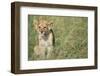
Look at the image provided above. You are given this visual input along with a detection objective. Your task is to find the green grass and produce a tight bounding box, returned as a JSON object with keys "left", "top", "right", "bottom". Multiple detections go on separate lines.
{"left": 28, "top": 15, "right": 88, "bottom": 60}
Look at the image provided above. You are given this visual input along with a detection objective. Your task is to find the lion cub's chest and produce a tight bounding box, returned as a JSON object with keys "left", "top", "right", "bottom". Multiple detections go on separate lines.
{"left": 39, "top": 33, "right": 53, "bottom": 47}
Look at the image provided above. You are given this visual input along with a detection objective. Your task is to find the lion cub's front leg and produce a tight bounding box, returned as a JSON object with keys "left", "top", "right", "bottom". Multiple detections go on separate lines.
{"left": 46, "top": 46, "right": 53, "bottom": 59}
{"left": 34, "top": 45, "right": 46, "bottom": 59}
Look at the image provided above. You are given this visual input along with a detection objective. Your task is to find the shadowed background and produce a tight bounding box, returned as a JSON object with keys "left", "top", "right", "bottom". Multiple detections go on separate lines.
{"left": 28, "top": 15, "right": 88, "bottom": 60}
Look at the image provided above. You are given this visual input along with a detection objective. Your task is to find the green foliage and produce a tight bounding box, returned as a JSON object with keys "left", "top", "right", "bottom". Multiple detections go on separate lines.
{"left": 28, "top": 15, "right": 88, "bottom": 60}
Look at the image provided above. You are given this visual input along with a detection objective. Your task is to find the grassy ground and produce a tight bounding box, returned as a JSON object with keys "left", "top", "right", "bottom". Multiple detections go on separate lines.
{"left": 28, "top": 15, "right": 88, "bottom": 60}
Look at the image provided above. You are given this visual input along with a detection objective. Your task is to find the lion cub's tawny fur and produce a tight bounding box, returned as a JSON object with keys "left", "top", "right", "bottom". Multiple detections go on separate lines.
{"left": 33, "top": 18, "right": 55, "bottom": 59}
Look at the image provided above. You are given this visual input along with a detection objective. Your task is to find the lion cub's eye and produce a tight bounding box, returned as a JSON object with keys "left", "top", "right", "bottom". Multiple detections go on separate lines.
{"left": 44, "top": 27, "right": 46, "bottom": 28}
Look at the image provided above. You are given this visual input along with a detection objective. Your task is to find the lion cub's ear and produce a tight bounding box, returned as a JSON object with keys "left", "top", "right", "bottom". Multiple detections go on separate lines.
{"left": 33, "top": 19, "right": 38, "bottom": 31}
{"left": 47, "top": 21, "right": 53, "bottom": 30}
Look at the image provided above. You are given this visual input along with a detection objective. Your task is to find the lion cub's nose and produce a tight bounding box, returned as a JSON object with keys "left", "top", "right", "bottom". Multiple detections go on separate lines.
{"left": 41, "top": 31, "right": 43, "bottom": 33}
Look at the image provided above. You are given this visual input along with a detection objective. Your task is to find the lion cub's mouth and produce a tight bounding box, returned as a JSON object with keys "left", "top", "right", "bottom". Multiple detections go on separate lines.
{"left": 40, "top": 30, "right": 49, "bottom": 36}
{"left": 40, "top": 30, "right": 50, "bottom": 40}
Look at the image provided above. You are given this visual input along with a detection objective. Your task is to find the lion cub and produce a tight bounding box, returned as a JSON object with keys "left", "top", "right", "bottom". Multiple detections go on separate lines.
{"left": 33, "top": 18, "right": 55, "bottom": 59}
